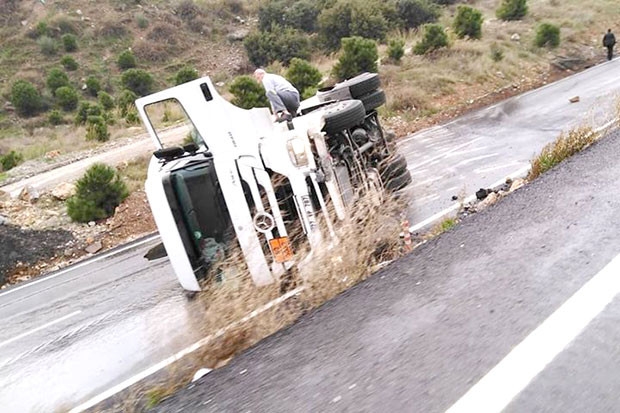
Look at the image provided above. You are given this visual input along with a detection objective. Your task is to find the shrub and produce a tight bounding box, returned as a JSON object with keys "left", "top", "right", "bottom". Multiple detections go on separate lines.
{"left": 175, "top": 66, "right": 199, "bottom": 85}
{"left": 229, "top": 76, "right": 270, "bottom": 109}
{"left": 66, "top": 163, "right": 129, "bottom": 223}
{"left": 48, "top": 109, "right": 64, "bottom": 125}
{"left": 46, "top": 68, "right": 70, "bottom": 96}
{"left": 85, "top": 76, "right": 101, "bottom": 97}
{"left": 86, "top": 116, "right": 110, "bottom": 142}
{"left": 332, "top": 37, "right": 378, "bottom": 81}
{"left": 497, "top": 0, "right": 527, "bottom": 21}
{"left": 258, "top": 1, "right": 286, "bottom": 31}
{"left": 453, "top": 6, "right": 483, "bottom": 39}
{"left": 61, "top": 55, "right": 78, "bottom": 71}
{"left": 176, "top": 0, "right": 200, "bottom": 21}
{"left": 397, "top": 0, "right": 440, "bottom": 30}
{"left": 318, "top": 1, "right": 390, "bottom": 51}
{"left": 117, "top": 89, "right": 138, "bottom": 118}
{"left": 244, "top": 27, "right": 311, "bottom": 67}
{"left": 117, "top": 50, "right": 137, "bottom": 70}
{"left": 121, "top": 68, "right": 154, "bottom": 96}
{"left": 490, "top": 43, "right": 504, "bottom": 61}
{"left": 75, "top": 102, "right": 100, "bottom": 125}
{"left": 535, "top": 23, "right": 560, "bottom": 48}
{"left": 38, "top": 35, "right": 57, "bottom": 56}
{"left": 11, "top": 80, "right": 42, "bottom": 117}
{"left": 387, "top": 38, "right": 405, "bottom": 62}
{"left": 34, "top": 21, "right": 49, "bottom": 38}
{"left": 55, "top": 86, "right": 79, "bottom": 111}
{"left": 287, "top": 0, "right": 320, "bottom": 32}
{"left": 135, "top": 13, "right": 149, "bottom": 29}
{"left": 98, "top": 91, "right": 115, "bottom": 111}
{"left": 414, "top": 24, "right": 449, "bottom": 55}
{"left": 286, "top": 58, "right": 322, "bottom": 97}
{"left": 0, "top": 151, "right": 24, "bottom": 171}
{"left": 62, "top": 33, "right": 78, "bottom": 52}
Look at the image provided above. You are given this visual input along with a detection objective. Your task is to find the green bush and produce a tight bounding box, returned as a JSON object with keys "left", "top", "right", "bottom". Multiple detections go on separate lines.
{"left": 318, "top": 1, "right": 390, "bottom": 51}
{"left": 453, "top": 6, "right": 483, "bottom": 39}
{"left": 413, "top": 23, "right": 449, "bottom": 55}
{"left": 66, "top": 163, "right": 129, "bottom": 223}
{"left": 286, "top": 58, "right": 322, "bottom": 97}
{"left": 55, "top": 86, "right": 79, "bottom": 111}
{"left": 229, "top": 76, "right": 270, "bottom": 109}
{"left": 117, "top": 89, "right": 138, "bottom": 118}
{"left": 98, "top": 91, "right": 115, "bottom": 111}
{"left": 136, "top": 13, "right": 149, "bottom": 29}
{"left": 38, "top": 35, "right": 57, "bottom": 56}
{"left": 332, "top": 36, "right": 378, "bottom": 81}
{"left": 86, "top": 116, "right": 110, "bottom": 142}
{"left": 46, "top": 68, "right": 70, "bottom": 96}
{"left": 60, "top": 55, "right": 78, "bottom": 71}
{"left": 397, "top": 0, "right": 440, "bottom": 30}
{"left": 85, "top": 76, "right": 101, "bottom": 97}
{"left": 34, "top": 21, "right": 49, "bottom": 38}
{"left": 117, "top": 50, "right": 137, "bottom": 70}
{"left": 62, "top": 33, "right": 78, "bottom": 52}
{"left": 48, "top": 109, "right": 64, "bottom": 125}
{"left": 175, "top": 66, "right": 199, "bottom": 85}
{"left": 535, "top": 23, "right": 560, "bottom": 48}
{"left": 490, "top": 43, "right": 504, "bottom": 61}
{"left": 75, "top": 102, "right": 102, "bottom": 125}
{"left": 11, "top": 80, "right": 42, "bottom": 117}
{"left": 0, "top": 151, "right": 24, "bottom": 171}
{"left": 287, "top": 0, "right": 321, "bottom": 32}
{"left": 244, "top": 26, "right": 311, "bottom": 67}
{"left": 497, "top": 0, "right": 527, "bottom": 21}
{"left": 258, "top": 0, "right": 287, "bottom": 30}
{"left": 121, "top": 68, "right": 154, "bottom": 96}
{"left": 387, "top": 38, "right": 405, "bottom": 62}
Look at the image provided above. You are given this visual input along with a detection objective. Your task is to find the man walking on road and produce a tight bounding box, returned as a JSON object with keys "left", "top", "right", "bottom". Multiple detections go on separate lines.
{"left": 603, "top": 29, "right": 616, "bottom": 61}
{"left": 253, "top": 68, "right": 300, "bottom": 123}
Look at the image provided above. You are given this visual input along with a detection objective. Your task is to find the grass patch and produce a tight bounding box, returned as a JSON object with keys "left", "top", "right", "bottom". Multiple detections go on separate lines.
{"left": 528, "top": 125, "right": 596, "bottom": 180}
{"left": 117, "top": 155, "right": 150, "bottom": 193}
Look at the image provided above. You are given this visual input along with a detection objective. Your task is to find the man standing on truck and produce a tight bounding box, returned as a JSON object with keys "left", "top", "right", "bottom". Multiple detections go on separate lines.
{"left": 253, "top": 68, "right": 300, "bottom": 122}
{"left": 603, "top": 29, "right": 616, "bottom": 61}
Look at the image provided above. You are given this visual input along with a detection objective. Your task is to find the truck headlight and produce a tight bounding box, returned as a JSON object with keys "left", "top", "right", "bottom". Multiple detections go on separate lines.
{"left": 287, "top": 137, "right": 309, "bottom": 167}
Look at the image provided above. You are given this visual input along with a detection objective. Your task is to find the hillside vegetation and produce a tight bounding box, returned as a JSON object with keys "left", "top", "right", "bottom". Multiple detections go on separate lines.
{"left": 0, "top": 0, "right": 618, "bottom": 182}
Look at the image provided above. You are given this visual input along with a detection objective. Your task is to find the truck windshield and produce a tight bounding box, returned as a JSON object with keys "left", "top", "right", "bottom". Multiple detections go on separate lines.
{"left": 144, "top": 98, "right": 207, "bottom": 150}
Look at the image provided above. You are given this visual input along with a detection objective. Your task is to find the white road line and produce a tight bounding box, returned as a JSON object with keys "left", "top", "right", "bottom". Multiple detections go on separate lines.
{"left": 0, "top": 234, "right": 159, "bottom": 299}
{"left": 0, "top": 310, "right": 81, "bottom": 349}
{"left": 474, "top": 161, "right": 525, "bottom": 174}
{"left": 69, "top": 287, "right": 304, "bottom": 413}
{"left": 452, "top": 153, "right": 499, "bottom": 168}
{"left": 408, "top": 137, "right": 484, "bottom": 171}
{"left": 446, "top": 253, "right": 620, "bottom": 413}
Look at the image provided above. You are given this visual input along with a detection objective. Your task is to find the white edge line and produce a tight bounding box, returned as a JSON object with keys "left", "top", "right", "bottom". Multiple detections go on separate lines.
{"left": 0, "top": 310, "right": 81, "bottom": 349}
{"left": 446, "top": 253, "right": 620, "bottom": 413}
{"left": 0, "top": 235, "right": 160, "bottom": 298}
{"left": 69, "top": 286, "right": 304, "bottom": 413}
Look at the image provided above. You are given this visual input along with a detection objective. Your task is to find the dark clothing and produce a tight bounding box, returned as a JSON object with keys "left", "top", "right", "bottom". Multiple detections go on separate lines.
{"left": 603, "top": 32, "right": 616, "bottom": 60}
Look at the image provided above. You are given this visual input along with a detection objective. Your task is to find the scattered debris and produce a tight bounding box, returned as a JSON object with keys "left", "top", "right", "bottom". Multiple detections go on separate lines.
{"left": 511, "top": 33, "right": 521, "bottom": 42}
{"left": 477, "top": 192, "right": 499, "bottom": 211}
{"left": 569, "top": 96, "right": 580, "bottom": 103}
{"left": 18, "top": 185, "right": 40, "bottom": 202}
{"left": 85, "top": 241, "right": 103, "bottom": 254}
{"left": 51, "top": 182, "right": 76, "bottom": 200}
{"left": 509, "top": 178, "right": 526, "bottom": 192}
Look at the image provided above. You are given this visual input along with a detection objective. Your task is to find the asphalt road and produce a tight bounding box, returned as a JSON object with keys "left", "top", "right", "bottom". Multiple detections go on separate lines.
{"left": 1, "top": 59, "right": 620, "bottom": 412}
{"left": 155, "top": 129, "right": 620, "bottom": 412}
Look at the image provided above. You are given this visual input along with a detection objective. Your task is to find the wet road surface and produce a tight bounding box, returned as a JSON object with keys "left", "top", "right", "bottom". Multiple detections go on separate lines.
{"left": 1, "top": 59, "right": 620, "bottom": 411}
{"left": 155, "top": 129, "right": 620, "bottom": 412}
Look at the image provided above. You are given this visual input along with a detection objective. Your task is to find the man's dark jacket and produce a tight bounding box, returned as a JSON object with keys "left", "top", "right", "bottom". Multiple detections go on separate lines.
{"left": 603, "top": 32, "right": 616, "bottom": 47}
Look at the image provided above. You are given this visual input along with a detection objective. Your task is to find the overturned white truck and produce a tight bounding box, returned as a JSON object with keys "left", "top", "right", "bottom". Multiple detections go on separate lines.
{"left": 136, "top": 73, "right": 411, "bottom": 294}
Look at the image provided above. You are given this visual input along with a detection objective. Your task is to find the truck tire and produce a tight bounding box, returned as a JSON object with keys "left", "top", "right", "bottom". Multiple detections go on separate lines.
{"left": 322, "top": 99, "right": 366, "bottom": 135}
{"left": 385, "top": 169, "right": 413, "bottom": 192}
{"left": 379, "top": 153, "right": 408, "bottom": 180}
{"left": 339, "top": 72, "right": 381, "bottom": 98}
{"left": 359, "top": 89, "right": 386, "bottom": 113}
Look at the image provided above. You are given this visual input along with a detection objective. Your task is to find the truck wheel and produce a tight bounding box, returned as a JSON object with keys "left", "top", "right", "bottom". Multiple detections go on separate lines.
{"left": 322, "top": 99, "right": 366, "bottom": 135}
{"left": 385, "top": 170, "right": 413, "bottom": 192}
{"left": 339, "top": 73, "right": 381, "bottom": 98}
{"left": 379, "top": 153, "right": 408, "bottom": 181}
{"left": 359, "top": 89, "right": 386, "bottom": 113}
